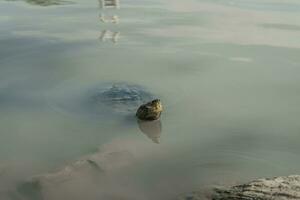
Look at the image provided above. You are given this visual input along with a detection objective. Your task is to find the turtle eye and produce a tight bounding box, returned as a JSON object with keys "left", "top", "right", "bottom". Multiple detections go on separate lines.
{"left": 152, "top": 99, "right": 160, "bottom": 103}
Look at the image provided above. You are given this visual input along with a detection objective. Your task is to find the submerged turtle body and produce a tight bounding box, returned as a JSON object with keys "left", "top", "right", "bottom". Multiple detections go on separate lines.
{"left": 48, "top": 82, "right": 156, "bottom": 119}
{"left": 136, "top": 99, "right": 163, "bottom": 121}
{"left": 91, "top": 83, "right": 155, "bottom": 115}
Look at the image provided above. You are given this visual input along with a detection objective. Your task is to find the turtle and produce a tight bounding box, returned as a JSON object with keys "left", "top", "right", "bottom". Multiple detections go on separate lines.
{"left": 136, "top": 99, "right": 163, "bottom": 121}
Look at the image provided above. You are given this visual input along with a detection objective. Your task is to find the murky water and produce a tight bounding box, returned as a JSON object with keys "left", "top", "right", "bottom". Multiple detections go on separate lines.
{"left": 1, "top": 0, "right": 300, "bottom": 199}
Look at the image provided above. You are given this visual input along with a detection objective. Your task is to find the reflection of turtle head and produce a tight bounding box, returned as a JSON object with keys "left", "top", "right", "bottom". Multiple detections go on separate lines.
{"left": 138, "top": 120, "right": 162, "bottom": 144}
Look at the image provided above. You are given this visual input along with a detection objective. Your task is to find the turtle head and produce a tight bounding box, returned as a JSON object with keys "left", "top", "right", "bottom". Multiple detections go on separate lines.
{"left": 151, "top": 99, "right": 162, "bottom": 112}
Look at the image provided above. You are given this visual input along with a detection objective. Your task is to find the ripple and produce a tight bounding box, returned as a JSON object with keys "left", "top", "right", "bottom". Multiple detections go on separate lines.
{"left": 261, "top": 23, "right": 300, "bottom": 31}
{"left": 89, "top": 83, "right": 154, "bottom": 115}
{"left": 46, "top": 81, "right": 157, "bottom": 120}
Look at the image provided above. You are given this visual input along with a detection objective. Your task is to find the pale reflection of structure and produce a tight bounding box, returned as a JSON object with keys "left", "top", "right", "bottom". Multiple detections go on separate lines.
{"left": 99, "top": 30, "right": 120, "bottom": 43}
{"left": 99, "top": 0, "right": 120, "bottom": 9}
{"left": 138, "top": 120, "right": 162, "bottom": 144}
{"left": 98, "top": 0, "right": 121, "bottom": 43}
{"left": 25, "top": 0, "right": 65, "bottom": 6}
{"left": 99, "top": 14, "right": 119, "bottom": 24}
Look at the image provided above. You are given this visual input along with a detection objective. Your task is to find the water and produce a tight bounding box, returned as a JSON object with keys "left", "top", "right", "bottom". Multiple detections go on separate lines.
{"left": 1, "top": 0, "right": 300, "bottom": 199}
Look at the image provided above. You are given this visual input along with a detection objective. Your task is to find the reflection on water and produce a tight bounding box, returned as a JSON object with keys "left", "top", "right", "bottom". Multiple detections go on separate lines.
{"left": 0, "top": 165, "right": 6, "bottom": 177}
{"left": 99, "top": 14, "right": 119, "bottom": 24}
{"left": 138, "top": 120, "right": 162, "bottom": 144}
{"left": 5, "top": 0, "right": 71, "bottom": 6}
{"left": 99, "top": 30, "right": 120, "bottom": 43}
{"left": 261, "top": 23, "right": 300, "bottom": 31}
{"left": 98, "top": 0, "right": 121, "bottom": 43}
{"left": 99, "top": 0, "right": 120, "bottom": 9}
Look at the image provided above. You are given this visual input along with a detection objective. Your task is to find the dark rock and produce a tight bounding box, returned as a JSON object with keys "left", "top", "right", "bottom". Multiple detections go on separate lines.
{"left": 177, "top": 175, "right": 300, "bottom": 200}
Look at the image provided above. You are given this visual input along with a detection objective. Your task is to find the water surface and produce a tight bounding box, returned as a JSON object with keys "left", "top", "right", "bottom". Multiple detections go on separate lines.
{"left": 1, "top": 0, "right": 300, "bottom": 199}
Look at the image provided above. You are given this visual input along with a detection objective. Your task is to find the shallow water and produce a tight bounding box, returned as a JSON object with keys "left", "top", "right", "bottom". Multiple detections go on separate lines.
{"left": 1, "top": 0, "right": 300, "bottom": 199}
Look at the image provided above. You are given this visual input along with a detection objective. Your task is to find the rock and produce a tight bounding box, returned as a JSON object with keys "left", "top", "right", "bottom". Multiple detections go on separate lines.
{"left": 177, "top": 175, "right": 300, "bottom": 200}
{"left": 14, "top": 140, "right": 141, "bottom": 200}
{"left": 213, "top": 175, "right": 300, "bottom": 200}
{"left": 136, "top": 99, "right": 163, "bottom": 121}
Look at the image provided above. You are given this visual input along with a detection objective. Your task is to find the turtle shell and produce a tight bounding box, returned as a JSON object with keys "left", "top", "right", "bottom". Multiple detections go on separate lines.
{"left": 90, "top": 83, "right": 155, "bottom": 115}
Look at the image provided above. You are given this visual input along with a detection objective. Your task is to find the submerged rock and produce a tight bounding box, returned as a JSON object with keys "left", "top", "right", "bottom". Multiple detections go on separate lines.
{"left": 14, "top": 140, "right": 139, "bottom": 200}
{"left": 136, "top": 99, "right": 163, "bottom": 121}
{"left": 15, "top": 158, "right": 129, "bottom": 200}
